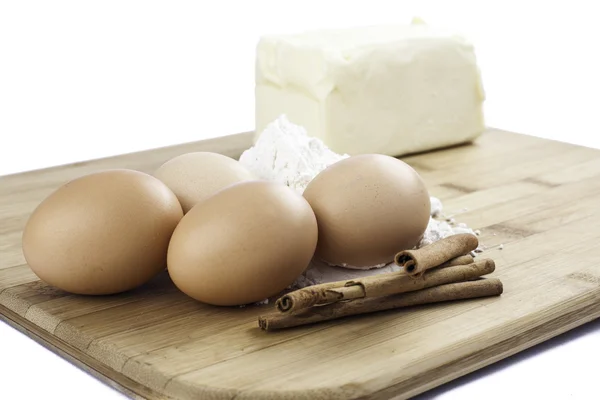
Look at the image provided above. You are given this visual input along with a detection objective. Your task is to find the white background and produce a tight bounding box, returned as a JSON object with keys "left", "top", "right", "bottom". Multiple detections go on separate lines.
{"left": 1, "top": 1, "right": 599, "bottom": 399}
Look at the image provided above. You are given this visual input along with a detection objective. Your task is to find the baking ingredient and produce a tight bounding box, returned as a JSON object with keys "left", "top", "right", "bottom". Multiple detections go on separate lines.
{"left": 260, "top": 279, "right": 503, "bottom": 330}
{"left": 303, "top": 154, "right": 431, "bottom": 268}
{"left": 239, "top": 115, "right": 348, "bottom": 193}
{"left": 419, "top": 219, "right": 475, "bottom": 247}
{"left": 239, "top": 115, "right": 478, "bottom": 285}
{"left": 255, "top": 18, "right": 485, "bottom": 157}
{"left": 395, "top": 233, "right": 479, "bottom": 275}
{"left": 167, "top": 180, "right": 318, "bottom": 306}
{"left": 238, "top": 115, "right": 478, "bottom": 284}
{"left": 154, "top": 152, "right": 255, "bottom": 214}
{"left": 22, "top": 169, "right": 183, "bottom": 295}
{"left": 430, "top": 197, "right": 443, "bottom": 217}
{"left": 276, "top": 257, "right": 494, "bottom": 314}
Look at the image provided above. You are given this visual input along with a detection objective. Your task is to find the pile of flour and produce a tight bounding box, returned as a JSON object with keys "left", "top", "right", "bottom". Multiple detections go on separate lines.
{"left": 239, "top": 115, "right": 477, "bottom": 287}
{"left": 239, "top": 115, "right": 348, "bottom": 193}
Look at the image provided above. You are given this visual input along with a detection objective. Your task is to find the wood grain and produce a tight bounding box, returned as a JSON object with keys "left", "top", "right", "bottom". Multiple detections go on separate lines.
{"left": 2, "top": 128, "right": 600, "bottom": 399}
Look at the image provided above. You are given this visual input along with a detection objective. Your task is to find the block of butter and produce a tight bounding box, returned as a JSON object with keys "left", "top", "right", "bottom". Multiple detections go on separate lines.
{"left": 255, "top": 19, "right": 486, "bottom": 156}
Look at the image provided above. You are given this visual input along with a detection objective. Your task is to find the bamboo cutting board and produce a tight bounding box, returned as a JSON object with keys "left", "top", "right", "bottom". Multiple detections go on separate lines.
{"left": 2, "top": 129, "right": 600, "bottom": 400}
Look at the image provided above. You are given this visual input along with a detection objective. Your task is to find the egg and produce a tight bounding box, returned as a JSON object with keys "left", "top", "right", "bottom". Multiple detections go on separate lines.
{"left": 167, "top": 180, "right": 318, "bottom": 306}
{"left": 22, "top": 169, "right": 183, "bottom": 295}
{"left": 303, "top": 154, "right": 431, "bottom": 268}
{"left": 153, "top": 152, "right": 256, "bottom": 213}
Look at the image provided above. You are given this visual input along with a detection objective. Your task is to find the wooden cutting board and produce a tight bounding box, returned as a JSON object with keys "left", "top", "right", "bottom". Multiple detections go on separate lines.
{"left": 2, "top": 129, "right": 600, "bottom": 400}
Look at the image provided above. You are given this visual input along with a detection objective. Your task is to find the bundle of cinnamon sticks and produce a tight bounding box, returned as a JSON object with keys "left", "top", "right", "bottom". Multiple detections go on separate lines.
{"left": 258, "top": 233, "right": 503, "bottom": 330}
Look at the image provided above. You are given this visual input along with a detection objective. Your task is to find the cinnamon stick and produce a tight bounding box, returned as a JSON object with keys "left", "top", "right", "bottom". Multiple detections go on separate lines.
{"left": 276, "top": 258, "right": 495, "bottom": 314}
{"left": 395, "top": 233, "right": 479, "bottom": 275}
{"left": 439, "top": 254, "right": 474, "bottom": 269}
{"left": 260, "top": 278, "right": 503, "bottom": 330}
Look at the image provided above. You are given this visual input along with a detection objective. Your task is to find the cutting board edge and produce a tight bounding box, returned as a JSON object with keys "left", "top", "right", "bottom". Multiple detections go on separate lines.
{"left": 0, "top": 304, "right": 170, "bottom": 400}
{"left": 367, "top": 289, "right": 600, "bottom": 400}
{"left": 3, "top": 287, "right": 600, "bottom": 400}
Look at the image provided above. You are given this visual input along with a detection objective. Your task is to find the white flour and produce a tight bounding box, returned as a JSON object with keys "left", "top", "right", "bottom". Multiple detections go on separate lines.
{"left": 430, "top": 196, "right": 443, "bottom": 217}
{"left": 239, "top": 115, "right": 348, "bottom": 193}
{"left": 419, "top": 219, "right": 475, "bottom": 247}
{"left": 240, "top": 115, "right": 477, "bottom": 287}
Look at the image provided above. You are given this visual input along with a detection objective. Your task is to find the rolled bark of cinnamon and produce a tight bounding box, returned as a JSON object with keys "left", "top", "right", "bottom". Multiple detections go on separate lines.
{"left": 439, "top": 254, "right": 474, "bottom": 269}
{"left": 395, "top": 233, "right": 479, "bottom": 275}
{"left": 259, "top": 278, "right": 503, "bottom": 330}
{"left": 276, "top": 258, "right": 494, "bottom": 314}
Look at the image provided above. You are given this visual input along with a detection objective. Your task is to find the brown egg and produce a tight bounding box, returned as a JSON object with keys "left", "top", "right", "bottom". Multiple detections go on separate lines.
{"left": 22, "top": 169, "right": 183, "bottom": 295}
{"left": 153, "top": 152, "right": 255, "bottom": 213}
{"left": 167, "top": 180, "right": 318, "bottom": 306}
{"left": 303, "top": 154, "right": 431, "bottom": 268}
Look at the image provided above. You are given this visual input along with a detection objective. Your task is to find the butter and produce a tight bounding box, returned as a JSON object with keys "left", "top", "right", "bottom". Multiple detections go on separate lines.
{"left": 255, "top": 20, "right": 486, "bottom": 156}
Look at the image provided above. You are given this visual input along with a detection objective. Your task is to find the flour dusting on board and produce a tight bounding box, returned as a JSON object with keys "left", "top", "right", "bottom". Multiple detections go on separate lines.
{"left": 240, "top": 115, "right": 479, "bottom": 287}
